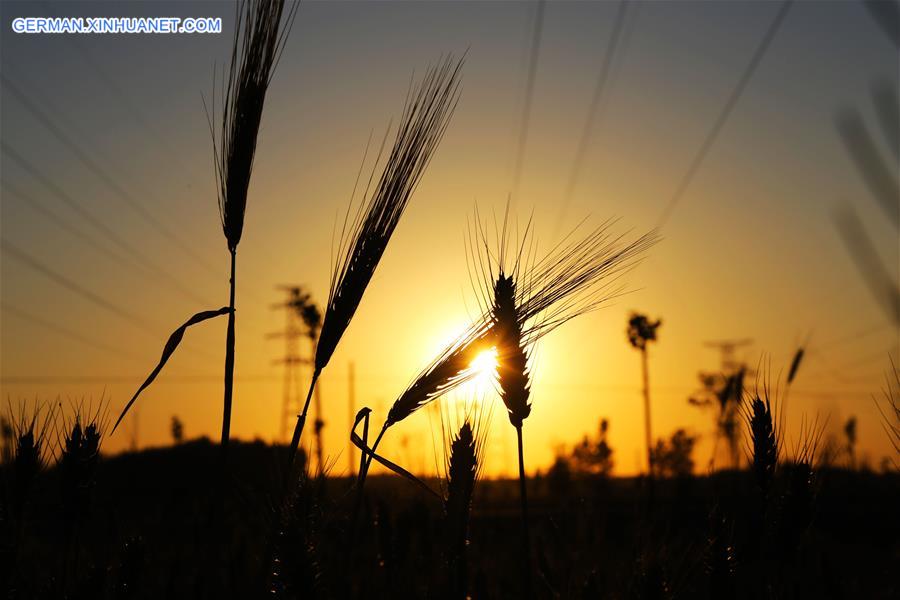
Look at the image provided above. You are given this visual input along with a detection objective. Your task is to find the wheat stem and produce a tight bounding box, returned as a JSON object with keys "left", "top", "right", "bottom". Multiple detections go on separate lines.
{"left": 364, "top": 425, "right": 387, "bottom": 478}
{"left": 221, "top": 248, "right": 237, "bottom": 448}
{"left": 348, "top": 422, "right": 386, "bottom": 560}
{"left": 516, "top": 424, "right": 533, "bottom": 597}
{"left": 313, "top": 378, "right": 324, "bottom": 473}
{"left": 287, "top": 370, "right": 320, "bottom": 465}
{"left": 354, "top": 424, "right": 386, "bottom": 517}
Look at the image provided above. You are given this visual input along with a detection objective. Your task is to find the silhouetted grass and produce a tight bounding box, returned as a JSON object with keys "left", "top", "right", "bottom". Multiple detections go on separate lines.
{"left": 360, "top": 211, "right": 657, "bottom": 495}
{"left": 2, "top": 431, "right": 897, "bottom": 598}
{"left": 443, "top": 420, "right": 480, "bottom": 599}
{"left": 209, "top": 0, "right": 298, "bottom": 448}
{"left": 874, "top": 360, "right": 900, "bottom": 469}
{"left": 3, "top": 6, "right": 897, "bottom": 594}
{"left": 287, "top": 55, "right": 464, "bottom": 468}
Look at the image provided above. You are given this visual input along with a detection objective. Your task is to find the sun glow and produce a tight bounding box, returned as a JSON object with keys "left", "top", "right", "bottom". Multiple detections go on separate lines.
{"left": 467, "top": 348, "right": 499, "bottom": 392}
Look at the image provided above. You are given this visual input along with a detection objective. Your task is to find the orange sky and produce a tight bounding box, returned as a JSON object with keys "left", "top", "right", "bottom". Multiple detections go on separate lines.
{"left": 1, "top": 1, "right": 897, "bottom": 476}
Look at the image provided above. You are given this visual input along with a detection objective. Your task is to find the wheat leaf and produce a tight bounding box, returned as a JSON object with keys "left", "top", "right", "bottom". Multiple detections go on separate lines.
{"left": 113, "top": 307, "right": 232, "bottom": 433}
{"left": 351, "top": 408, "right": 440, "bottom": 499}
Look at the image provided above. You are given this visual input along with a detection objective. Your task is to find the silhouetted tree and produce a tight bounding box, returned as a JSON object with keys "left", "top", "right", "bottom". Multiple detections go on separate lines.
{"left": 689, "top": 368, "right": 745, "bottom": 470}
{"left": 628, "top": 313, "right": 662, "bottom": 474}
{"left": 546, "top": 452, "right": 573, "bottom": 496}
{"left": 170, "top": 416, "right": 183, "bottom": 445}
{"left": 844, "top": 416, "right": 857, "bottom": 469}
{"left": 570, "top": 418, "right": 614, "bottom": 477}
{"left": 650, "top": 429, "right": 697, "bottom": 478}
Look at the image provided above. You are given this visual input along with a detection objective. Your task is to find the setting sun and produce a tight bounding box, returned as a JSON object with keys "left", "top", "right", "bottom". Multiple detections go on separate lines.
{"left": 466, "top": 348, "right": 499, "bottom": 395}
{"left": 2, "top": 0, "right": 897, "bottom": 595}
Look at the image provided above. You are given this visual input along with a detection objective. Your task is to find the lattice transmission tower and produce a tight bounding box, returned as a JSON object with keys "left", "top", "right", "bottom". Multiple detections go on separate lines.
{"left": 269, "top": 286, "right": 310, "bottom": 445}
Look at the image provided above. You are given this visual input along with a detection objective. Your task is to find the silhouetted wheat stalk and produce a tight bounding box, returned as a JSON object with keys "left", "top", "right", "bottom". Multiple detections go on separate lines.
{"left": 286, "top": 55, "right": 464, "bottom": 466}
{"left": 475, "top": 206, "right": 656, "bottom": 593}
{"left": 442, "top": 417, "right": 485, "bottom": 600}
{"left": 740, "top": 367, "right": 781, "bottom": 572}
{"left": 491, "top": 268, "right": 536, "bottom": 594}
{"left": 298, "top": 297, "right": 325, "bottom": 472}
{"left": 746, "top": 391, "right": 778, "bottom": 497}
{"left": 386, "top": 323, "right": 495, "bottom": 429}
{"left": 741, "top": 362, "right": 781, "bottom": 498}
{"left": 5, "top": 400, "right": 54, "bottom": 532}
{"left": 873, "top": 359, "right": 899, "bottom": 469}
{"left": 778, "top": 341, "right": 806, "bottom": 421}
{"left": 365, "top": 210, "right": 656, "bottom": 454}
{"left": 479, "top": 209, "right": 538, "bottom": 593}
{"left": 207, "top": 0, "right": 297, "bottom": 447}
{"left": 351, "top": 206, "right": 655, "bottom": 589}
{"left": 268, "top": 459, "right": 327, "bottom": 597}
{"left": 771, "top": 409, "right": 826, "bottom": 592}
{"left": 112, "top": 1, "right": 296, "bottom": 447}
{"left": 786, "top": 347, "right": 805, "bottom": 385}
{"left": 352, "top": 326, "right": 490, "bottom": 518}
{"left": 56, "top": 401, "right": 108, "bottom": 593}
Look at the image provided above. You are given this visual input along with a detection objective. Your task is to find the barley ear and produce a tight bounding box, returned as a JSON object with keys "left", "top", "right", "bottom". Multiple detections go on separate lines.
{"left": 315, "top": 55, "right": 464, "bottom": 375}
{"left": 444, "top": 422, "right": 478, "bottom": 600}
{"left": 493, "top": 273, "right": 531, "bottom": 427}
{"left": 288, "top": 56, "right": 464, "bottom": 467}
{"left": 212, "top": 0, "right": 298, "bottom": 252}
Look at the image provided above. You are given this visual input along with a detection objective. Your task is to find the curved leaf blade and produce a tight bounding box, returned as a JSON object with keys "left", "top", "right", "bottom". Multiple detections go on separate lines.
{"left": 112, "top": 307, "right": 232, "bottom": 433}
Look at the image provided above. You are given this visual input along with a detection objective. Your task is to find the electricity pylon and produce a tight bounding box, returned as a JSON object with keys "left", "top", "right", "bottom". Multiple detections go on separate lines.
{"left": 269, "top": 286, "right": 309, "bottom": 445}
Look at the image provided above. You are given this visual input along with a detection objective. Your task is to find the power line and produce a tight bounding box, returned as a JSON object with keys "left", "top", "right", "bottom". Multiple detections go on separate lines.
{"left": 556, "top": 0, "right": 629, "bottom": 232}
{"left": 511, "top": 0, "right": 546, "bottom": 201}
{"left": 1, "top": 180, "right": 211, "bottom": 306}
{"left": 2, "top": 70, "right": 267, "bottom": 307}
{"left": 655, "top": 0, "right": 794, "bottom": 228}
{"left": 1, "top": 143, "right": 213, "bottom": 306}
{"left": 2, "top": 179, "right": 138, "bottom": 271}
{"left": 1, "top": 238, "right": 164, "bottom": 336}
{"left": 816, "top": 322, "right": 893, "bottom": 351}
{"left": 1, "top": 73, "right": 222, "bottom": 280}
{"left": 0, "top": 239, "right": 222, "bottom": 362}
{"left": 62, "top": 35, "right": 201, "bottom": 188}
{"left": 0, "top": 374, "right": 279, "bottom": 385}
{"left": 0, "top": 374, "right": 874, "bottom": 398}
{"left": 0, "top": 301, "right": 144, "bottom": 362}
{"left": 810, "top": 344, "right": 897, "bottom": 374}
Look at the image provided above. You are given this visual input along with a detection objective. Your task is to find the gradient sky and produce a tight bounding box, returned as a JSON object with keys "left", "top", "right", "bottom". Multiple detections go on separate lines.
{"left": 1, "top": 1, "right": 897, "bottom": 477}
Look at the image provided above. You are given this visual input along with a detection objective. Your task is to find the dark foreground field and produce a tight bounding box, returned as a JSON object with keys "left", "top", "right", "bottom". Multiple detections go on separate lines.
{"left": 3, "top": 438, "right": 898, "bottom": 599}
